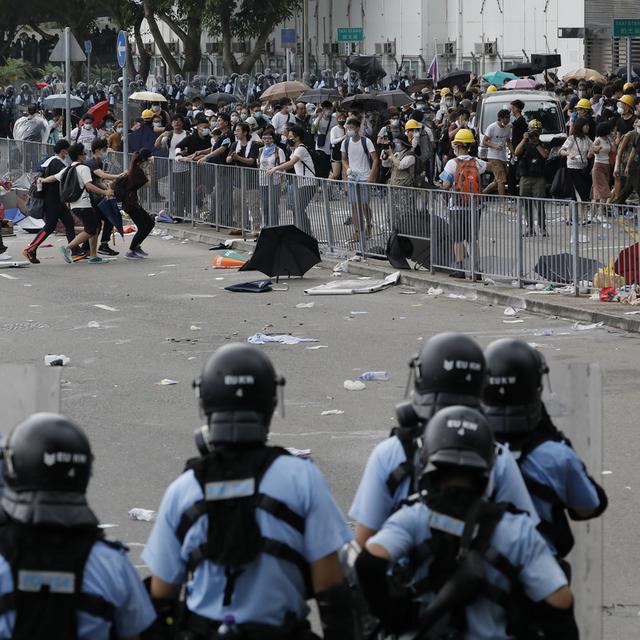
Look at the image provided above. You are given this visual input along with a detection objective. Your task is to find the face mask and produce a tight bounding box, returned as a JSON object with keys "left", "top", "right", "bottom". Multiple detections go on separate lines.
{"left": 83, "top": 123, "right": 93, "bottom": 130}
{"left": 286, "top": 139, "right": 294, "bottom": 146}
{"left": 151, "top": 105, "right": 161, "bottom": 112}
{"left": 394, "top": 142, "right": 404, "bottom": 151}
{"left": 570, "top": 112, "right": 577, "bottom": 121}
{"left": 201, "top": 128, "right": 210, "bottom": 136}
{"left": 186, "top": 110, "right": 193, "bottom": 118}
{"left": 231, "top": 116, "right": 239, "bottom": 124}
{"left": 346, "top": 130, "right": 357, "bottom": 138}
{"left": 416, "top": 103, "right": 426, "bottom": 111}
{"left": 618, "top": 106, "right": 625, "bottom": 115}
{"left": 390, "top": 118, "right": 399, "bottom": 126}
{"left": 577, "top": 91, "right": 585, "bottom": 99}
{"left": 153, "top": 121, "right": 161, "bottom": 127}
{"left": 116, "top": 127, "right": 123, "bottom": 134}
{"left": 337, "top": 120, "right": 346, "bottom": 126}
{"left": 444, "top": 99, "right": 453, "bottom": 107}
{"left": 105, "top": 121, "right": 113, "bottom": 128}
{"left": 240, "top": 113, "right": 248, "bottom": 121}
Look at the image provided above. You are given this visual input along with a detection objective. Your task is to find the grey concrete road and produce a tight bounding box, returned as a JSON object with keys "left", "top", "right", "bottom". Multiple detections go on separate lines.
{"left": 0, "top": 231, "right": 638, "bottom": 636}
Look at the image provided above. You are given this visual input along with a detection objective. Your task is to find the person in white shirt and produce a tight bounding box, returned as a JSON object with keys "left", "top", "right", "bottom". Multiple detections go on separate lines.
{"left": 482, "top": 108, "right": 513, "bottom": 196}
{"left": 270, "top": 100, "right": 295, "bottom": 141}
{"left": 258, "top": 129, "right": 287, "bottom": 226}
{"left": 266, "top": 123, "right": 316, "bottom": 235}
{"left": 155, "top": 115, "right": 190, "bottom": 219}
{"left": 329, "top": 111, "right": 347, "bottom": 180}
{"left": 588, "top": 120, "right": 615, "bottom": 206}
{"left": 341, "top": 117, "right": 379, "bottom": 236}
{"left": 68, "top": 113, "right": 98, "bottom": 154}
{"left": 40, "top": 143, "right": 113, "bottom": 264}
{"left": 561, "top": 118, "right": 594, "bottom": 222}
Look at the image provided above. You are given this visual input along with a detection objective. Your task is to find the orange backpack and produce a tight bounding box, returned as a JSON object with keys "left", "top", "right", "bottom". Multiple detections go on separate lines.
{"left": 454, "top": 157, "right": 481, "bottom": 202}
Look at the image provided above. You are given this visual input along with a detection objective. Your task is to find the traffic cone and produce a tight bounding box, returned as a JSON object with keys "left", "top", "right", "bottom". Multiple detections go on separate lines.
{"left": 212, "top": 255, "right": 246, "bottom": 269}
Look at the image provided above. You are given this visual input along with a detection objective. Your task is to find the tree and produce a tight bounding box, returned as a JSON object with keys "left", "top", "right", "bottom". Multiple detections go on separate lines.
{"left": 205, "top": 0, "right": 302, "bottom": 74}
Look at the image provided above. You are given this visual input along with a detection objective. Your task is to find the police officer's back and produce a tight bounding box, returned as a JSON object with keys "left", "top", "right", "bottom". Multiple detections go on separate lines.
{"left": 355, "top": 405, "right": 577, "bottom": 640}
{"left": 142, "top": 344, "right": 354, "bottom": 639}
{"left": 483, "top": 339, "right": 607, "bottom": 559}
{"left": 0, "top": 413, "right": 155, "bottom": 639}
{"left": 349, "top": 332, "right": 538, "bottom": 548}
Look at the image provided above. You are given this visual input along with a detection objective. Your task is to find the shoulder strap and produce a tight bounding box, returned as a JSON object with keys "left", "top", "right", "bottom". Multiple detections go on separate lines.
{"left": 297, "top": 145, "right": 315, "bottom": 176}
{"left": 386, "top": 428, "right": 417, "bottom": 496}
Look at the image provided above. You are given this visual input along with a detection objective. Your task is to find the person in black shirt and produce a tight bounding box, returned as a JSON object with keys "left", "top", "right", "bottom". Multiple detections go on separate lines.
{"left": 22, "top": 140, "right": 76, "bottom": 264}
{"left": 177, "top": 115, "right": 212, "bottom": 161}
{"left": 508, "top": 100, "right": 528, "bottom": 196}
{"left": 122, "top": 149, "right": 156, "bottom": 260}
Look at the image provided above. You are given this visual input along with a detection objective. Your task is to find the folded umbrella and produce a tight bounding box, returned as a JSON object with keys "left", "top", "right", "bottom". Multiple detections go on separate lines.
{"left": 239, "top": 225, "right": 321, "bottom": 282}
{"left": 97, "top": 198, "right": 124, "bottom": 237}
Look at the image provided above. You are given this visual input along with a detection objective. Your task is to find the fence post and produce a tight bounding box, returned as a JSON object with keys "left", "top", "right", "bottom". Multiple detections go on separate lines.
{"left": 516, "top": 197, "right": 524, "bottom": 288}
{"left": 189, "top": 162, "right": 196, "bottom": 225}
{"left": 387, "top": 184, "right": 395, "bottom": 236}
{"left": 428, "top": 190, "right": 435, "bottom": 274}
{"left": 470, "top": 194, "right": 477, "bottom": 280}
{"left": 355, "top": 182, "right": 367, "bottom": 259}
{"left": 571, "top": 201, "right": 580, "bottom": 297}
{"left": 240, "top": 168, "right": 247, "bottom": 241}
{"left": 321, "top": 180, "right": 335, "bottom": 252}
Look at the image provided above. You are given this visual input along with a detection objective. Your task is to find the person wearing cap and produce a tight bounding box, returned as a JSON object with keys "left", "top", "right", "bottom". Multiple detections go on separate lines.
{"left": 482, "top": 108, "right": 513, "bottom": 197}
{"left": 68, "top": 113, "right": 97, "bottom": 154}
{"left": 514, "top": 120, "right": 549, "bottom": 236}
{"left": 616, "top": 93, "right": 636, "bottom": 136}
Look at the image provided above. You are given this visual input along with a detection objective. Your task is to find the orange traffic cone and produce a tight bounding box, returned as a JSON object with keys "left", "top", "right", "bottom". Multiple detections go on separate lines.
{"left": 212, "top": 255, "right": 246, "bottom": 269}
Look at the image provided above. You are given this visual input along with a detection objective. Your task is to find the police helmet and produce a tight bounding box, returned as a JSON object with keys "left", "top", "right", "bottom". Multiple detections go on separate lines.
{"left": 483, "top": 339, "right": 549, "bottom": 435}
{"left": 194, "top": 344, "right": 284, "bottom": 447}
{"left": 410, "top": 333, "right": 486, "bottom": 420}
{"left": 420, "top": 405, "right": 495, "bottom": 485}
{"left": 3, "top": 413, "right": 93, "bottom": 494}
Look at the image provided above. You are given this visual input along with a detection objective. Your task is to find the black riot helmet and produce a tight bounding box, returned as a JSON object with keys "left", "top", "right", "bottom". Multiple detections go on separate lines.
{"left": 483, "top": 339, "right": 549, "bottom": 436}
{"left": 194, "top": 344, "right": 285, "bottom": 447}
{"left": 420, "top": 405, "right": 495, "bottom": 489}
{"left": 409, "top": 333, "right": 486, "bottom": 420}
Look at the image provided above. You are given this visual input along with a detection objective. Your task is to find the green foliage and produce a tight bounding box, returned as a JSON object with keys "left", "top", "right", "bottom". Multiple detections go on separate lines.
{"left": 0, "top": 58, "right": 39, "bottom": 84}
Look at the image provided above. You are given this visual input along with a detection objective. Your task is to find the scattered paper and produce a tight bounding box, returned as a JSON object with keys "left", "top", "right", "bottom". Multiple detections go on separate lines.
{"left": 306, "top": 272, "right": 400, "bottom": 296}
{"left": 344, "top": 380, "right": 366, "bottom": 391}
{"left": 285, "top": 447, "right": 312, "bottom": 459}
{"left": 161, "top": 235, "right": 174, "bottom": 240}
{"left": 87, "top": 321, "right": 100, "bottom": 328}
{"left": 427, "top": 287, "right": 443, "bottom": 296}
{"left": 296, "top": 302, "right": 315, "bottom": 308}
{"left": 601, "top": 470, "right": 613, "bottom": 476}
{"left": 447, "top": 293, "right": 468, "bottom": 299}
{"left": 93, "top": 304, "right": 118, "bottom": 312}
{"left": 400, "top": 290, "right": 418, "bottom": 295}
{"left": 350, "top": 311, "right": 368, "bottom": 315}
{"left": 190, "top": 325, "right": 201, "bottom": 331}
{"left": 248, "top": 333, "right": 318, "bottom": 345}
{"left": 156, "top": 378, "right": 179, "bottom": 385}
{"left": 321, "top": 410, "right": 345, "bottom": 416}
{"left": 504, "top": 306, "right": 522, "bottom": 316}
{"left": 572, "top": 321, "right": 604, "bottom": 331}
{"left": 306, "top": 345, "right": 328, "bottom": 350}
{"left": 503, "top": 319, "right": 524, "bottom": 323}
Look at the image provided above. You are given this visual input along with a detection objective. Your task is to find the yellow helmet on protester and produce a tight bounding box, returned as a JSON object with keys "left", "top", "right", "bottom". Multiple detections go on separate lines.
{"left": 440, "top": 87, "right": 452, "bottom": 97}
{"left": 623, "top": 82, "right": 634, "bottom": 91}
{"left": 619, "top": 94, "right": 635, "bottom": 108}
{"left": 141, "top": 109, "right": 154, "bottom": 120}
{"left": 453, "top": 129, "right": 476, "bottom": 145}
{"left": 528, "top": 119, "right": 543, "bottom": 131}
{"left": 486, "top": 85, "right": 498, "bottom": 94}
{"left": 576, "top": 98, "right": 592, "bottom": 110}
{"left": 404, "top": 119, "right": 422, "bottom": 130}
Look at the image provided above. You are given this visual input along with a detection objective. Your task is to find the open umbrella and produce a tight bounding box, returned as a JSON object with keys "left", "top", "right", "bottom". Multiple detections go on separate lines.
{"left": 239, "top": 225, "right": 320, "bottom": 281}
{"left": 376, "top": 90, "right": 413, "bottom": 108}
{"left": 614, "top": 65, "right": 640, "bottom": 79}
{"left": 203, "top": 93, "right": 239, "bottom": 106}
{"left": 437, "top": 69, "right": 471, "bottom": 89}
{"left": 503, "top": 63, "right": 543, "bottom": 77}
{"left": 260, "top": 81, "right": 310, "bottom": 102}
{"left": 43, "top": 94, "right": 84, "bottom": 109}
{"left": 340, "top": 94, "right": 388, "bottom": 111}
{"left": 128, "top": 91, "right": 167, "bottom": 103}
{"left": 483, "top": 71, "right": 517, "bottom": 86}
{"left": 562, "top": 68, "right": 605, "bottom": 82}
{"left": 297, "top": 88, "right": 341, "bottom": 103}
{"left": 504, "top": 78, "right": 538, "bottom": 90}
{"left": 534, "top": 253, "right": 602, "bottom": 284}
{"left": 614, "top": 243, "right": 640, "bottom": 285}
{"left": 87, "top": 100, "right": 109, "bottom": 127}
{"left": 345, "top": 55, "right": 387, "bottom": 87}
{"left": 406, "top": 79, "right": 432, "bottom": 94}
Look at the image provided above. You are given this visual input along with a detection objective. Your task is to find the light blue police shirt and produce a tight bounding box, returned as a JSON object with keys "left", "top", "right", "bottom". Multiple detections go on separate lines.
{"left": 519, "top": 439, "right": 601, "bottom": 554}
{"left": 142, "top": 455, "right": 352, "bottom": 626}
{"left": 349, "top": 436, "right": 539, "bottom": 531}
{"left": 369, "top": 501, "right": 568, "bottom": 640}
{"left": 0, "top": 539, "right": 155, "bottom": 639}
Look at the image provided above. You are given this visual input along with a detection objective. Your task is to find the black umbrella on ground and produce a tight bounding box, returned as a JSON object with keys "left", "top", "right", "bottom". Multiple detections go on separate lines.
{"left": 203, "top": 93, "right": 239, "bottom": 105}
{"left": 239, "top": 225, "right": 321, "bottom": 282}
{"left": 437, "top": 69, "right": 471, "bottom": 89}
{"left": 503, "top": 63, "right": 544, "bottom": 77}
{"left": 298, "top": 88, "right": 341, "bottom": 103}
{"left": 340, "top": 94, "right": 388, "bottom": 111}
{"left": 534, "top": 253, "right": 603, "bottom": 284}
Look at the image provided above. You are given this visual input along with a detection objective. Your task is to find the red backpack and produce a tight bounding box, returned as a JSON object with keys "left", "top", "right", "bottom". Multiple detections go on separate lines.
{"left": 454, "top": 157, "right": 481, "bottom": 202}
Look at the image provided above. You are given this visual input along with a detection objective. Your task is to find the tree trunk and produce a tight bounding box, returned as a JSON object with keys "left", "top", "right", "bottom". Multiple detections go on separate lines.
{"left": 158, "top": 11, "right": 201, "bottom": 76}
{"left": 220, "top": 6, "right": 239, "bottom": 74}
{"left": 142, "top": 0, "right": 181, "bottom": 76}
{"left": 238, "top": 29, "right": 272, "bottom": 75}
{"left": 133, "top": 17, "right": 151, "bottom": 82}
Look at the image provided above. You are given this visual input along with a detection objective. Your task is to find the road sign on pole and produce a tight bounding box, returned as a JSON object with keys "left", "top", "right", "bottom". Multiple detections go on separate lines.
{"left": 337, "top": 27, "right": 364, "bottom": 43}
{"left": 613, "top": 20, "right": 639, "bottom": 82}
{"left": 49, "top": 31, "right": 86, "bottom": 62}
{"left": 281, "top": 28, "right": 296, "bottom": 48}
{"left": 117, "top": 30, "right": 129, "bottom": 159}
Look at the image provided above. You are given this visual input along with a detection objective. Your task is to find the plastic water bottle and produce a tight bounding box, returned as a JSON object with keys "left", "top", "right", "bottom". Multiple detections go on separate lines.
{"left": 358, "top": 371, "right": 390, "bottom": 382}
{"left": 127, "top": 508, "right": 157, "bottom": 522}
{"left": 218, "top": 614, "right": 240, "bottom": 637}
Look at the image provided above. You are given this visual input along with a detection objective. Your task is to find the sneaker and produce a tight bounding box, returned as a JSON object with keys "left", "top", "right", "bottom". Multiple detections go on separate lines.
{"left": 0, "top": 245, "right": 7, "bottom": 256}
{"left": 98, "top": 244, "right": 119, "bottom": 256}
{"left": 125, "top": 250, "right": 144, "bottom": 260}
{"left": 60, "top": 246, "right": 72, "bottom": 264}
{"left": 72, "top": 252, "right": 88, "bottom": 262}
{"left": 87, "top": 256, "right": 108, "bottom": 264}
{"left": 135, "top": 246, "right": 149, "bottom": 257}
{"left": 22, "top": 248, "right": 40, "bottom": 264}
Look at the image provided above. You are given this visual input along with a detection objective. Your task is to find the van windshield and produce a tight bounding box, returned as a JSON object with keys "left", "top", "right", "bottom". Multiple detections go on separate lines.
{"left": 481, "top": 99, "right": 564, "bottom": 135}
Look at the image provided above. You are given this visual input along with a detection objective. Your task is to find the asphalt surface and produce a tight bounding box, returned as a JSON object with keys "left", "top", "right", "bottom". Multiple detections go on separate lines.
{"left": 0, "top": 230, "right": 638, "bottom": 637}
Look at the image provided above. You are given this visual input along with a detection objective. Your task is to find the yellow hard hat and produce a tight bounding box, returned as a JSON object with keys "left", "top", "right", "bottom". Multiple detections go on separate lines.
{"left": 487, "top": 85, "right": 498, "bottom": 94}
{"left": 141, "top": 109, "right": 154, "bottom": 120}
{"left": 619, "top": 94, "right": 635, "bottom": 108}
{"left": 623, "top": 82, "right": 634, "bottom": 91}
{"left": 404, "top": 119, "right": 421, "bottom": 130}
{"left": 528, "top": 119, "right": 543, "bottom": 131}
{"left": 576, "top": 98, "right": 592, "bottom": 110}
{"left": 440, "top": 87, "right": 452, "bottom": 96}
{"left": 453, "top": 129, "right": 475, "bottom": 145}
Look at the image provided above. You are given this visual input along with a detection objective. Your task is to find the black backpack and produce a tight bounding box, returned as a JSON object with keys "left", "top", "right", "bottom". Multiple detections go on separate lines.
{"left": 58, "top": 165, "right": 85, "bottom": 203}
{"left": 298, "top": 144, "right": 320, "bottom": 176}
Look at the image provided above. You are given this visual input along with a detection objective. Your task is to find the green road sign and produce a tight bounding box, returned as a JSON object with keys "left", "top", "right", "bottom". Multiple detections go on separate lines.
{"left": 613, "top": 19, "right": 640, "bottom": 38}
{"left": 337, "top": 27, "right": 364, "bottom": 42}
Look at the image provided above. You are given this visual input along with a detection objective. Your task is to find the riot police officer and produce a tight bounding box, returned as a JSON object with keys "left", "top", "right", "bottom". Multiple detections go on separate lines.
{"left": 483, "top": 339, "right": 608, "bottom": 561}
{"left": 355, "top": 405, "right": 577, "bottom": 640}
{"left": 142, "top": 344, "right": 354, "bottom": 639}
{"left": 349, "top": 332, "right": 538, "bottom": 548}
{"left": 0, "top": 413, "right": 155, "bottom": 639}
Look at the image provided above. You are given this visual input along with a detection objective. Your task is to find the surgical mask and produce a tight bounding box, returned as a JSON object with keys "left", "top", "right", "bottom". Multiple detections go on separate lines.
{"left": 116, "top": 127, "right": 123, "bottom": 134}
{"left": 444, "top": 98, "right": 453, "bottom": 107}
{"left": 187, "top": 110, "right": 193, "bottom": 118}
{"left": 390, "top": 118, "right": 399, "bottom": 126}
{"left": 337, "top": 120, "right": 346, "bottom": 126}
{"left": 570, "top": 112, "right": 577, "bottom": 121}
{"left": 151, "top": 105, "right": 161, "bottom": 112}
{"left": 201, "top": 127, "right": 210, "bottom": 136}
{"left": 394, "top": 142, "right": 404, "bottom": 151}
{"left": 346, "top": 130, "right": 357, "bottom": 138}
{"left": 617, "top": 106, "right": 625, "bottom": 115}
{"left": 324, "top": 109, "right": 332, "bottom": 117}
{"left": 416, "top": 103, "right": 426, "bottom": 111}
{"left": 83, "top": 123, "right": 93, "bottom": 130}
{"left": 577, "top": 91, "right": 585, "bottom": 99}
{"left": 240, "top": 113, "right": 248, "bottom": 121}
{"left": 105, "top": 121, "right": 113, "bottom": 128}
{"left": 231, "top": 116, "right": 239, "bottom": 124}
{"left": 153, "top": 121, "right": 161, "bottom": 127}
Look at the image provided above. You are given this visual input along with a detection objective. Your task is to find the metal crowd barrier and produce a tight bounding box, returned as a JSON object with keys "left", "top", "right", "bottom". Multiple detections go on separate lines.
{"left": 3, "top": 137, "right": 640, "bottom": 293}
